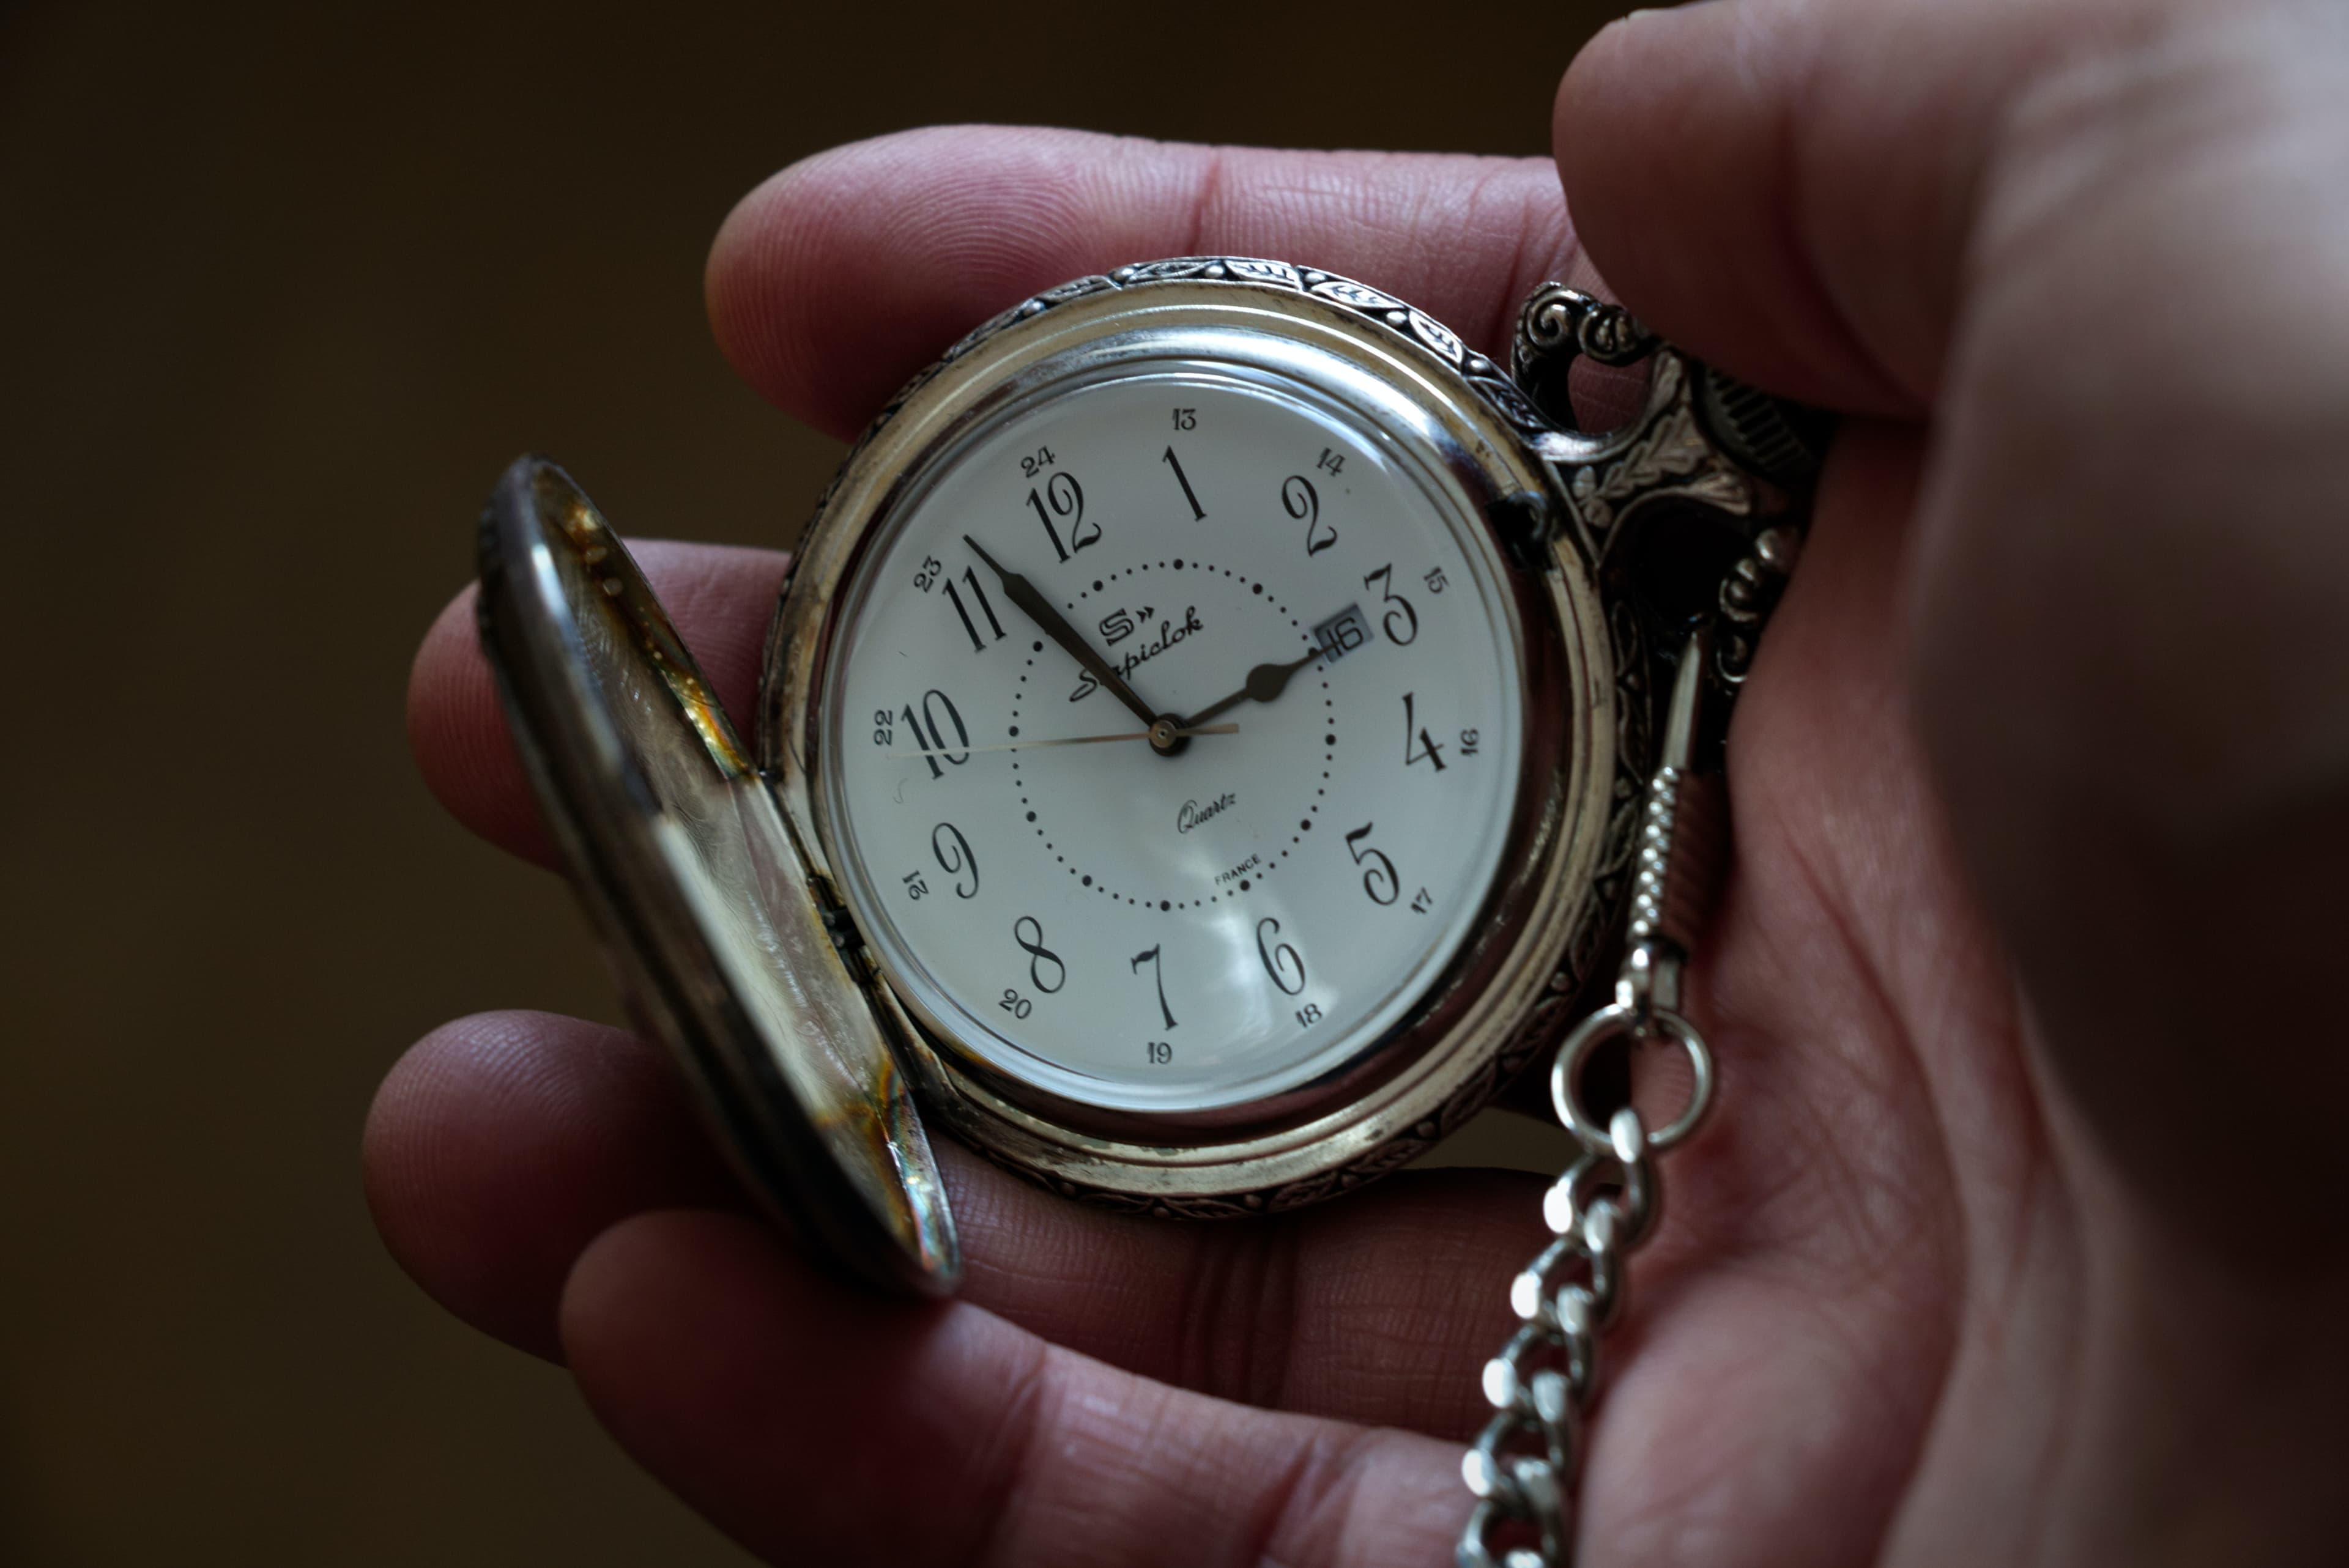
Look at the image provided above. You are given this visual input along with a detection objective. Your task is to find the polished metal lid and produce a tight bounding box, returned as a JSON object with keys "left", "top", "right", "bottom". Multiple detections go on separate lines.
{"left": 473, "top": 456, "right": 959, "bottom": 1296}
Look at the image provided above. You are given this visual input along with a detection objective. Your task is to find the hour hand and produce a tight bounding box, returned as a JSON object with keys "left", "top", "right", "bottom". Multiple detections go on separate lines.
{"left": 961, "top": 534, "right": 1160, "bottom": 728}
{"left": 1181, "top": 647, "right": 1324, "bottom": 729}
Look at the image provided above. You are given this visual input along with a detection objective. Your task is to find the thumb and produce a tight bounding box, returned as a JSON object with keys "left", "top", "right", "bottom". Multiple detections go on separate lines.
{"left": 1561, "top": 0, "right": 2349, "bottom": 1256}
{"left": 1554, "top": 0, "right": 2142, "bottom": 413}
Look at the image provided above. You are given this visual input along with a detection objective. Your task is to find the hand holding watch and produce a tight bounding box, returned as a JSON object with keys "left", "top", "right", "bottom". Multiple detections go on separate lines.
{"left": 392, "top": 0, "right": 2349, "bottom": 1550}
{"left": 472, "top": 253, "right": 1819, "bottom": 1568}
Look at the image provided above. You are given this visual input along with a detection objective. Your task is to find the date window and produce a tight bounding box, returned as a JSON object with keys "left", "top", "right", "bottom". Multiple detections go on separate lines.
{"left": 1313, "top": 604, "right": 1373, "bottom": 665}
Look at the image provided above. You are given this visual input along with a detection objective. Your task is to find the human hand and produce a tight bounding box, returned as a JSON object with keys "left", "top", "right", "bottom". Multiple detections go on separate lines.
{"left": 368, "top": 1, "right": 2349, "bottom": 1561}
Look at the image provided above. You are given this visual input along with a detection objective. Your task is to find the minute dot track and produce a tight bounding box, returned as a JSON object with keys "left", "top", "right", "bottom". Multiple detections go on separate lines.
{"left": 1007, "top": 558, "right": 1336, "bottom": 909}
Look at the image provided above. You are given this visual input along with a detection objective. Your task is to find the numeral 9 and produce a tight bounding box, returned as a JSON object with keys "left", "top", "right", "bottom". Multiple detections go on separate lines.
{"left": 930, "top": 823, "right": 979, "bottom": 898}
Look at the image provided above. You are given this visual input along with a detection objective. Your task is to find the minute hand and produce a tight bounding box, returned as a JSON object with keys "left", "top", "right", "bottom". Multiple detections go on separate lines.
{"left": 1181, "top": 647, "right": 1324, "bottom": 729}
{"left": 962, "top": 534, "right": 1161, "bottom": 727}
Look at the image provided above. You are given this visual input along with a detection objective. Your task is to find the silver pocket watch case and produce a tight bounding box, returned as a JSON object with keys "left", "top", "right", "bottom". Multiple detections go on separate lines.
{"left": 474, "top": 259, "right": 1820, "bottom": 1294}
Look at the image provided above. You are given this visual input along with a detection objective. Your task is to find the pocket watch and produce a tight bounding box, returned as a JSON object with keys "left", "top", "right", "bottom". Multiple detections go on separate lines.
{"left": 473, "top": 256, "right": 1820, "bottom": 1310}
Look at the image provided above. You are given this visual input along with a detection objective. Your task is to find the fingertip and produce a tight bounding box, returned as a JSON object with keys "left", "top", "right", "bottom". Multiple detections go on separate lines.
{"left": 557, "top": 1208, "right": 997, "bottom": 1567}
{"left": 705, "top": 138, "right": 887, "bottom": 437}
{"left": 364, "top": 1010, "right": 738, "bottom": 1361}
{"left": 404, "top": 539, "right": 791, "bottom": 871}
{"left": 707, "top": 127, "right": 1209, "bottom": 438}
{"left": 558, "top": 1209, "right": 776, "bottom": 1381}
{"left": 707, "top": 128, "right": 1583, "bottom": 437}
{"left": 407, "top": 582, "right": 559, "bottom": 868}
{"left": 1556, "top": 0, "right": 1928, "bottom": 412}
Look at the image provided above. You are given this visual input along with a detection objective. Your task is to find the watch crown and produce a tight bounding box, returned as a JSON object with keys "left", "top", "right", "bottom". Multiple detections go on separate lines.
{"left": 1695, "top": 367, "right": 1833, "bottom": 489}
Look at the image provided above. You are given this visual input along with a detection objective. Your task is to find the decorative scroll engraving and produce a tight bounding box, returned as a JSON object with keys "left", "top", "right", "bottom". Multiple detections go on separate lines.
{"left": 1716, "top": 525, "right": 1803, "bottom": 684}
{"left": 1512, "top": 282, "right": 1659, "bottom": 380}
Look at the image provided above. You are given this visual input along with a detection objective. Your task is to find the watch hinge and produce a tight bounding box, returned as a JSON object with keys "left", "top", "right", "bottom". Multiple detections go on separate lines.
{"left": 1489, "top": 491, "right": 1557, "bottom": 575}
{"left": 807, "top": 871, "right": 874, "bottom": 975}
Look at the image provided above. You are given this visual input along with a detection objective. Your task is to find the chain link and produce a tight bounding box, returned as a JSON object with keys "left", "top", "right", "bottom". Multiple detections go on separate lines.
{"left": 1456, "top": 1071, "right": 1691, "bottom": 1567}
{"left": 1457, "top": 636, "right": 1726, "bottom": 1568}
{"left": 1460, "top": 294, "right": 1814, "bottom": 1563}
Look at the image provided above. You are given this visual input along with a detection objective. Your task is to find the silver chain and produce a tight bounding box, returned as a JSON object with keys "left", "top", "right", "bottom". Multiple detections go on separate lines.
{"left": 1457, "top": 634, "right": 1727, "bottom": 1568}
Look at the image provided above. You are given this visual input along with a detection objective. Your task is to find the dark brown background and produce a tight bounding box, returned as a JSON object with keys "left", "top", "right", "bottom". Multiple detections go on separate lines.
{"left": 0, "top": 2, "right": 1631, "bottom": 1561}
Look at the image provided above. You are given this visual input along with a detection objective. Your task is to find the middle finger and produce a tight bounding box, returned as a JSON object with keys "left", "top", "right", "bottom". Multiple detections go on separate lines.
{"left": 366, "top": 1005, "right": 1546, "bottom": 1436}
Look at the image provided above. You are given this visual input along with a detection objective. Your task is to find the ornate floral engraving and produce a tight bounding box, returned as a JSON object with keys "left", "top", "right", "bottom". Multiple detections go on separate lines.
{"left": 1406, "top": 309, "right": 1466, "bottom": 365}
{"left": 1567, "top": 396, "right": 1757, "bottom": 538}
{"left": 1222, "top": 257, "right": 1304, "bottom": 289}
{"left": 1463, "top": 369, "right": 1552, "bottom": 437}
{"left": 1308, "top": 276, "right": 1403, "bottom": 311}
{"left": 838, "top": 256, "right": 1592, "bottom": 467}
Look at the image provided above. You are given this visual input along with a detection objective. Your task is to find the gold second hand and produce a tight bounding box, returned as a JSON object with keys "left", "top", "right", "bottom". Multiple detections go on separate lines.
{"left": 886, "top": 723, "right": 1238, "bottom": 761}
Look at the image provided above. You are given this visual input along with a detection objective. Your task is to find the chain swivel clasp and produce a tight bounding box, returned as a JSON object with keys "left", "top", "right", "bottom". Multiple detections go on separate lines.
{"left": 1617, "top": 628, "right": 1724, "bottom": 1027}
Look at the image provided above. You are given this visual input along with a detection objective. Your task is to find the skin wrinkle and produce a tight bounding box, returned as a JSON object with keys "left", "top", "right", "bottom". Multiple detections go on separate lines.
{"left": 942, "top": 1145, "right": 1544, "bottom": 1425}
{"left": 1765, "top": 805, "right": 1963, "bottom": 1278}
{"left": 1183, "top": 141, "right": 1230, "bottom": 261}
{"left": 1176, "top": 1211, "right": 1250, "bottom": 1400}
{"left": 1738, "top": 780, "right": 1965, "bottom": 1568}
{"left": 1709, "top": 435, "right": 1977, "bottom": 1289}
{"left": 1641, "top": 875, "right": 1906, "bottom": 1285}
{"left": 956, "top": 1323, "right": 1055, "bottom": 1568}
{"left": 1684, "top": 838, "right": 1946, "bottom": 1293}
{"left": 942, "top": 1145, "right": 1534, "bottom": 1426}
{"left": 1814, "top": 434, "right": 2070, "bottom": 1335}
{"left": 1889, "top": 925, "right": 2074, "bottom": 1484}
{"left": 1597, "top": 1276, "right": 1899, "bottom": 1566}
{"left": 1239, "top": 1424, "right": 1370, "bottom": 1568}
{"left": 1463, "top": 156, "right": 1578, "bottom": 357}
{"left": 1974, "top": 1045, "right": 2077, "bottom": 1359}
{"left": 1282, "top": 1188, "right": 1499, "bottom": 1430}
{"left": 1290, "top": 1221, "right": 1502, "bottom": 1439}
{"left": 1246, "top": 1213, "right": 1306, "bottom": 1411}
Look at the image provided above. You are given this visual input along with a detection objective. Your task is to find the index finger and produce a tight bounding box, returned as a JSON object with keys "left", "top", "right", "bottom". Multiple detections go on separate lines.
{"left": 705, "top": 126, "right": 1590, "bottom": 440}
{"left": 420, "top": 131, "right": 1590, "bottom": 864}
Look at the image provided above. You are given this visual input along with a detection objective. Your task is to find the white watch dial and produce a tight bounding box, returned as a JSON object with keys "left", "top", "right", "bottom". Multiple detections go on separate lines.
{"left": 822, "top": 366, "right": 1527, "bottom": 1114}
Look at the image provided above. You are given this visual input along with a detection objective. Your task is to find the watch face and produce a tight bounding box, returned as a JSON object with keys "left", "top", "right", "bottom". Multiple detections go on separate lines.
{"left": 818, "top": 361, "right": 1530, "bottom": 1116}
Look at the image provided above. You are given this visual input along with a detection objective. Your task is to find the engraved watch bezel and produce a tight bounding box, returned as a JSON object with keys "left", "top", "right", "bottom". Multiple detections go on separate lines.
{"left": 756, "top": 262, "right": 1638, "bottom": 1215}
